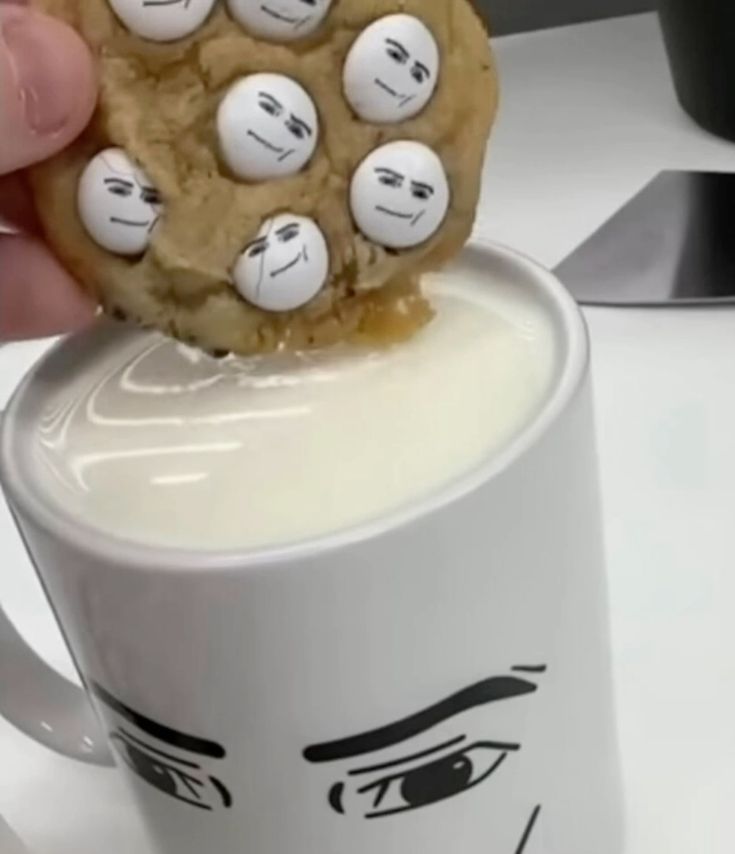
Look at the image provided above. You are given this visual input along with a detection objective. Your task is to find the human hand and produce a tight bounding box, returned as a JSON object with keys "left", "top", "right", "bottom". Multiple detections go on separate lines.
{"left": 0, "top": 0, "right": 97, "bottom": 341}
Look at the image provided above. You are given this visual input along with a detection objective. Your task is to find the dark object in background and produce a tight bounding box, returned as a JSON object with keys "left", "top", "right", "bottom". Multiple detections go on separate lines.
{"left": 555, "top": 171, "right": 735, "bottom": 305}
{"left": 658, "top": 0, "right": 735, "bottom": 142}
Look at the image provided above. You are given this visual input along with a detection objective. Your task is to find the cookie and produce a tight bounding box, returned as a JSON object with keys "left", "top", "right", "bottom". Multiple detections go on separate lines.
{"left": 31, "top": 0, "right": 497, "bottom": 355}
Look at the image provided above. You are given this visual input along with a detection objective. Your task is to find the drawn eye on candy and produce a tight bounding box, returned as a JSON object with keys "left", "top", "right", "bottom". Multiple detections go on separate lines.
{"left": 232, "top": 213, "right": 330, "bottom": 311}
{"left": 227, "top": 0, "right": 334, "bottom": 41}
{"left": 217, "top": 74, "right": 320, "bottom": 181}
{"left": 343, "top": 14, "right": 440, "bottom": 124}
{"left": 107, "top": 0, "right": 218, "bottom": 42}
{"left": 78, "top": 148, "right": 163, "bottom": 256}
{"left": 350, "top": 141, "right": 450, "bottom": 250}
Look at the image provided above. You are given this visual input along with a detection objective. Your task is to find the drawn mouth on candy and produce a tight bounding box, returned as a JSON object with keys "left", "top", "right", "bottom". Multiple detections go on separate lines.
{"left": 374, "top": 78, "right": 416, "bottom": 109}
{"left": 247, "top": 130, "right": 295, "bottom": 162}
{"left": 260, "top": 4, "right": 300, "bottom": 24}
{"left": 375, "top": 206, "right": 427, "bottom": 227}
{"left": 271, "top": 250, "right": 305, "bottom": 278}
{"left": 110, "top": 217, "right": 153, "bottom": 228}
{"left": 143, "top": 0, "right": 192, "bottom": 7}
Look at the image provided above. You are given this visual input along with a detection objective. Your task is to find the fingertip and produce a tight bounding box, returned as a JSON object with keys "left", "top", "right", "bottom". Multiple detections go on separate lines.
{"left": 0, "top": 234, "right": 97, "bottom": 341}
{"left": 0, "top": 7, "right": 97, "bottom": 173}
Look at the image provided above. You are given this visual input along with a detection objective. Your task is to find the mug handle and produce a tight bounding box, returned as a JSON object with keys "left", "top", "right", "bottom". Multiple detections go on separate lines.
{"left": 0, "top": 413, "right": 113, "bottom": 767}
{"left": 0, "top": 605, "right": 114, "bottom": 767}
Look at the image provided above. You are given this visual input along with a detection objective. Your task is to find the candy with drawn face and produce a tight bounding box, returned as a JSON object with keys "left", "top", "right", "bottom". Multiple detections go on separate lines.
{"left": 217, "top": 74, "right": 319, "bottom": 181}
{"left": 350, "top": 141, "right": 450, "bottom": 249}
{"left": 226, "top": 0, "right": 333, "bottom": 41}
{"left": 107, "top": 0, "right": 218, "bottom": 42}
{"left": 77, "top": 148, "right": 163, "bottom": 256}
{"left": 233, "top": 214, "right": 329, "bottom": 311}
{"left": 343, "top": 15, "right": 440, "bottom": 124}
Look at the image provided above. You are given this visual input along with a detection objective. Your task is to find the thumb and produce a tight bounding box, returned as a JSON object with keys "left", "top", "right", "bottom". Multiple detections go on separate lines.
{"left": 0, "top": 5, "right": 97, "bottom": 175}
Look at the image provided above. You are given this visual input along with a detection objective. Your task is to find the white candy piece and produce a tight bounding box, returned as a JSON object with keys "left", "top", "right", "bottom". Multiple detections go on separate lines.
{"left": 233, "top": 214, "right": 329, "bottom": 311}
{"left": 350, "top": 141, "right": 450, "bottom": 249}
{"left": 218, "top": 74, "right": 319, "bottom": 182}
{"left": 343, "top": 14, "right": 440, "bottom": 124}
{"left": 107, "top": 0, "right": 217, "bottom": 42}
{"left": 78, "top": 148, "right": 163, "bottom": 257}
{"left": 227, "top": 0, "right": 333, "bottom": 41}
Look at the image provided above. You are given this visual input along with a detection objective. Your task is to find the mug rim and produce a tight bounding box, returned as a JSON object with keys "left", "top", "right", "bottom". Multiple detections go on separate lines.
{"left": 0, "top": 239, "right": 590, "bottom": 573}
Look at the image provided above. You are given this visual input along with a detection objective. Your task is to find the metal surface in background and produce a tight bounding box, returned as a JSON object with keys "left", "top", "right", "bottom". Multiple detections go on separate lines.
{"left": 555, "top": 171, "right": 735, "bottom": 305}
{"left": 478, "top": 0, "right": 654, "bottom": 35}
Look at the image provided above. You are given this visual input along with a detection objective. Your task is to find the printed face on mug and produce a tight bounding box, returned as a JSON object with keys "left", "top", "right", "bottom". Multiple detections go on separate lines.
{"left": 107, "top": 0, "right": 218, "bottom": 42}
{"left": 303, "top": 666, "right": 548, "bottom": 852}
{"left": 233, "top": 214, "right": 329, "bottom": 311}
{"left": 343, "top": 14, "right": 440, "bottom": 124}
{"left": 350, "top": 141, "right": 450, "bottom": 249}
{"left": 217, "top": 74, "right": 319, "bottom": 181}
{"left": 227, "top": 0, "right": 334, "bottom": 41}
{"left": 77, "top": 148, "right": 163, "bottom": 257}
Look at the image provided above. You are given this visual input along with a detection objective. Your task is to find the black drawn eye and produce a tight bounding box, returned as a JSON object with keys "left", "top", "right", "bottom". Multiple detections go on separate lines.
{"left": 277, "top": 224, "right": 301, "bottom": 243}
{"left": 353, "top": 742, "right": 514, "bottom": 819}
{"left": 411, "top": 67, "right": 426, "bottom": 84}
{"left": 285, "top": 117, "right": 311, "bottom": 141}
{"left": 299, "top": 0, "right": 317, "bottom": 5}
{"left": 259, "top": 97, "right": 280, "bottom": 117}
{"left": 411, "top": 184, "right": 434, "bottom": 201}
{"left": 247, "top": 240, "right": 269, "bottom": 258}
{"left": 141, "top": 187, "right": 162, "bottom": 206}
{"left": 106, "top": 181, "right": 133, "bottom": 198}
{"left": 376, "top": 172, "right": 402, "bottom": 188}
{"left": 111, "top": 733, "right": 212, "bottom": 809}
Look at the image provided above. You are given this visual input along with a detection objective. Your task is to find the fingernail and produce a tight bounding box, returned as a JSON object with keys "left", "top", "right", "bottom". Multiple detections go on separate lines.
{"left": 1, "top": 8, "right": 72, "bottom": 135}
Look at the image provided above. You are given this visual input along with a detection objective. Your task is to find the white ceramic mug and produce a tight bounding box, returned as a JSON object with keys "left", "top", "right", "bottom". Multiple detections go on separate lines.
{"left": 0, "top": 243, "right": 623, "bottom": 854}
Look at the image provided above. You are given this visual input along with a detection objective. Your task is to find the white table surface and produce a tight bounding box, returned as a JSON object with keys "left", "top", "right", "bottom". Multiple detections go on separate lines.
{"left": 2, "top": 12, "right": 735, "bottom": 853}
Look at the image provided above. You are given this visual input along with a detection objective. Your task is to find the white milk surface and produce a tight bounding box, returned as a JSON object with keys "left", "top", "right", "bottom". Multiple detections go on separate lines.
{"left": 32, "top": 265, "right": 557, "bottom": 551}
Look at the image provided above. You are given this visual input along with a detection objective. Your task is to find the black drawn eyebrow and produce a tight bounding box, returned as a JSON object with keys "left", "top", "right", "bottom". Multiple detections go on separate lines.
{"left": 348, "top": 735, "right": 466, "bottom": 777}
{"left": 276, "top": 223, "right": 300, "bottom": 236}
{"left": 303, "top": 676, "right": 537, "bottom": 763}
{"left": 386, "top": 38, "right": 409, "bottom": 60}
{"left": 512, "top": 664, "right": 548, "bottom": 675}
{"left": 91, "top": 681, "right": 226, "bottom": 759}
{"left": 104, "top": 178, "right": 134, "bottom": 187}
{"left": 414, "top": 61, "right": 431, "bottom": 77}
{"left": 115, "top": 727, "right": 201, "bottom": 769}
{"left": 375, "top": 167, "right": 403, "bottom": 179}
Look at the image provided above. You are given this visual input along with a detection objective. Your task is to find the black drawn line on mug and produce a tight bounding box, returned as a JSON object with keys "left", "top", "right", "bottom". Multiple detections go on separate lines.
{"left": 358, "top": 745, "right": 514, "bottom": 819}
{"left": 210, "top": 776, "right": 233, "bottom": 808}
{"left": 515, "top": 805, "right": 542, "bottom": 854}
{"left": 303, "top": 676, "right": 538, "bottom": 763}
{"left": 110, "top": 730, "right": 217, "bottom": 811}
{"left": 118, "top": 725, "right": 201, "bottom": 769}
{"left": 348, "top": 734, "right": 466, "bottom": 777}
{"left": 512, "top": 665, "right": 548, "bottom": 675}
{"left": 91, "top": 681, "right": 226, "bottom": 759}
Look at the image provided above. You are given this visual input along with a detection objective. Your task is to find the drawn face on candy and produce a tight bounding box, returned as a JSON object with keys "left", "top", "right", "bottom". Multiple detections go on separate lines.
{"left": 217, "top": 74, "right": 319, "bottom": 182}
{"left": 350, "top": 141, "right": 450, "bottom": 250}
{"left": 107, "top": 0, "right": 218, "bottom": 42}
{"left": 233, "top": 214, "right": 329, "bottom": 312}
{"left": 227, "top": 0, "right": 334, "bottom": 41}
{"left": 77, "top": 148, "right": 163, "bottom": 257}
{"left": 343, "top": 15, "right": 440, "bottom": 124}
